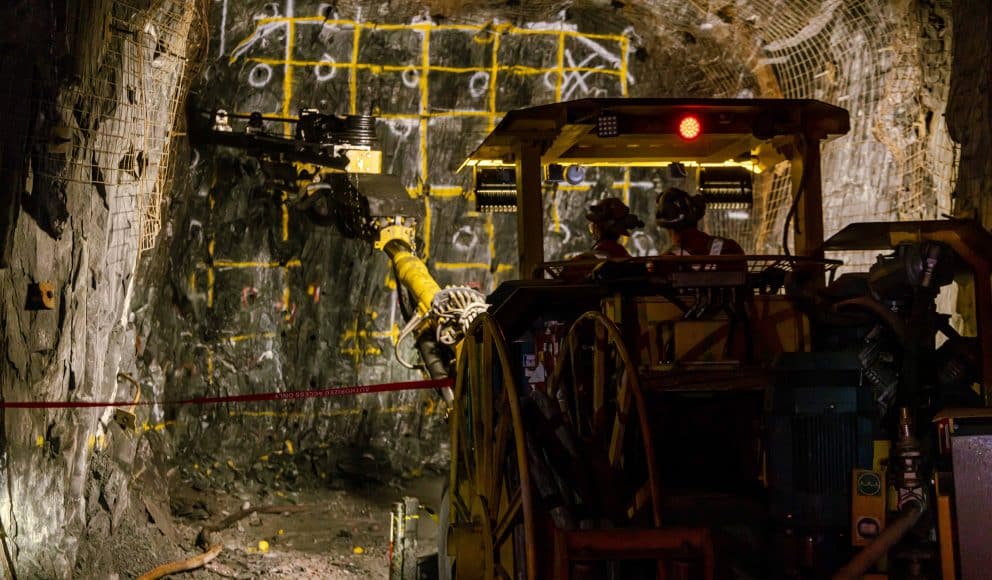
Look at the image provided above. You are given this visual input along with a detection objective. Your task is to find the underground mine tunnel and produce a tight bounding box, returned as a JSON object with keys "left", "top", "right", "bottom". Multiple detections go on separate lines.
{"left": 2, "top": 0, "right": 992, "bottom": 578}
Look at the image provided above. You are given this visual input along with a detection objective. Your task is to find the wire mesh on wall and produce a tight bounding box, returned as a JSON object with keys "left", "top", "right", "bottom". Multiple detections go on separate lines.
{"left": 24, "top": 0, "right": 194, "bottom": 264}
{"left": 681, "top": 0, "right": 957, "bottom": 274}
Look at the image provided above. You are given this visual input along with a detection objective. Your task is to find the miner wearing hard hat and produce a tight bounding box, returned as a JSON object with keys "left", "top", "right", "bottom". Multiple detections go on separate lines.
{"left": 655, "top": 187, "right": 744, "bottom": 256}
{"left": 584, "top": 197, "right": 644, "bottom": 259}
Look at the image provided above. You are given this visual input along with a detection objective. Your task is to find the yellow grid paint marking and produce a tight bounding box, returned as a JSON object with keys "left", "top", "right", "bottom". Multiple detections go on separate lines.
{"left": 435, "top": 262, "right": 514, "bottom": 272}
{"left": 552, "top": 189, "right": 561, "bottom": 233}
{"left": 339, "top": 314, "right": 397, "bottom": 364}
{"left": 225, "top": 332, "right": 277, "bottom": 343}
{"left": 341, "top": 324, "right": 402, "bottom": 345}
{"left": 207, "top": 259, "right": 303, "bottom": 269}
{"left": 207, "top": 347, "right": 214, "bottom": 386}
{"left": 207, "top": 268, "right": 214, "bottom": 308}
{"left": 623, "top": 168, "right": 631, "bottom": 205}
{"left": 281, "top": 192, "right": 290, "bottom": 241}
{"left": 488, "top": 25, "right": 501, "bottom": 133}
{"left": 427, "top": 186, "right": 464, "bottom": 197}
{"left": 208, "top": 18, "right": 631, "bottom": 373}
{"left": 246, "top": 57, "right": 622, "bottom": 77}
{"left": 485, "top": 215, "right": 496, "bottom": 265}
{"left": 281, "top": 19, "right": 295, "bottom": 318}
{"left": 422, "top": 195, "right": 432, "bottom": 260}
{"left": 350, "top": 25, "right": 361, "bottom": 114}
{"left": 619, "top": 35, "right": 630, "bottom": 96}
{"left": 243, "top": 18, "right": 628, "bottom": 43}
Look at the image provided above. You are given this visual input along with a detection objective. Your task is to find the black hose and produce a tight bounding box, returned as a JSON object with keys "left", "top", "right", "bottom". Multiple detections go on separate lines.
{"left": 782, "top": 148, "right": 811, "bottom": 257}
{"left": 833, "top": 297, "right": 909, "bottom": 347}
{"left": 415, "top": 334, "right": 451, "bottom": 381}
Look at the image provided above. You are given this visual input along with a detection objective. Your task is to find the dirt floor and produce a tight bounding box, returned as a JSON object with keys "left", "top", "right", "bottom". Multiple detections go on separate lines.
{"left": 137, "top": 475, "right": 446, "bottom": 579}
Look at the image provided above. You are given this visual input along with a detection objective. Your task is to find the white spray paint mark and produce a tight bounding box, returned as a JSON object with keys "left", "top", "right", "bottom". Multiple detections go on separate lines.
{"left": 573, "top": 34, "right": 635, "bottom": 86}
{"left": 573, "top": 34, "right": 623, "bottom": 70}
{"left": 520, "top": 18, "right": 577, "bottom": 32}
{"left": 543, "top": 70, "right": 557, "bottom": 91}
{"left": 189, "top": 148, "right": 200, "bottom": 169}
{"left": 401, "top": 66, "right": 420, "bottom": 88}
{"left": 469, "top": 71, "right": 490, "bottom": 98}
{"left": 315, "top": 53, "right": 337, "bottom": 81}
{"left": 388, "top": 119, "right": 416, "bottom": 138}
{"left": 248, "top": 63, "right": 273, "bottom": 87}
{"left": 561, "top": 49, "right": 598, "bottom": 100}
{"left": 220, "top": 0, "right": 228, "bottom": 57}
{"left": 452, "top": 225, "right": 478, "bottom": 252}
{"left": 550, "top": 222, "right": 572, "bottom": 244}
{"left": 231, "top": 21, "right": 284, "bottom": 61}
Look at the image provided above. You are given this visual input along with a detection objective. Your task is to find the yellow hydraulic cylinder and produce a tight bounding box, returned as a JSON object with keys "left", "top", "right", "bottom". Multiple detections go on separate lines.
{"left": 383, "top": 239, "right": 441, "bottom": 315}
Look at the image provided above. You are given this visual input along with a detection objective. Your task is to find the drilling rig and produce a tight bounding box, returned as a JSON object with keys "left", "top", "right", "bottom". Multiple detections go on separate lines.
{"left": 190, "top": 98, "right": 992, "bottom": 580}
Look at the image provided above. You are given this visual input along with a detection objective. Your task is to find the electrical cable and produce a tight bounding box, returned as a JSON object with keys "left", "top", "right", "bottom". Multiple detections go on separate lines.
{"left": 782, "top": 139, "right": 811, "bottom": 256}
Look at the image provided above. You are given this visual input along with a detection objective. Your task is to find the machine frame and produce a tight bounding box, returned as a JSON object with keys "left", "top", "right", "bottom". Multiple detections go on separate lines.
{"left": 444, "top": 98, "right": 991, "bottom": 580}
{"left": 461, "top": 98, "right": 850, "bottom": 279}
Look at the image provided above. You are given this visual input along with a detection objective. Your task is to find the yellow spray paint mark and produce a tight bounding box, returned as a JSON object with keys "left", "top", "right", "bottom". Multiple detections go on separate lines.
{"left": 353, "top": 546, "right": 365, "bottom": 555}
{"left": 35, "top": 436, "right": 44, "bottom": 448}
{"left": 350, "top": 25, "right": 361, "bottom": 114}
{"left": 258, "top": 540, "right": 270, "bottom": 553}
{"left": 260, "top": 455, "right": 269, "bottom": 462}
{"left": 284, "top": 440, "right": 294, "bottom": 455}
{"left": 206, "top": 268, "right": 215, "bottom": 308}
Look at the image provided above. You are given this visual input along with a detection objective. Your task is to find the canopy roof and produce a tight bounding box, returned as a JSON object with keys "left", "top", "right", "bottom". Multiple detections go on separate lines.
{"left": 463, "top": 98, "right": 850, "bottom": 167}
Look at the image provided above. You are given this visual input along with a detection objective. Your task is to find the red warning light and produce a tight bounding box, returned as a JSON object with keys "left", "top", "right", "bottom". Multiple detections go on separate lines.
{"left": 678, "top": 115, "right": 702, "bottom": 140}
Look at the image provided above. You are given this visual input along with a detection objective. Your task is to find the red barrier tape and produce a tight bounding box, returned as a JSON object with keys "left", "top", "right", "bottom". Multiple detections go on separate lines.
{"left": 0, "top": 377, "right": 454, "bottom": 409}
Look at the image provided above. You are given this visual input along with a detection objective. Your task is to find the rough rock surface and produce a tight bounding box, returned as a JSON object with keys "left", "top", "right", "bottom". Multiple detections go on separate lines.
{"left": 0, "top": 0, "right": 196, "bottom": 576}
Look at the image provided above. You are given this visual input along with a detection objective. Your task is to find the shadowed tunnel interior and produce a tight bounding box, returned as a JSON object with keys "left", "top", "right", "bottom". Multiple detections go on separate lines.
{"left": 0, "top": 0, "right": 990, "bottom": 578}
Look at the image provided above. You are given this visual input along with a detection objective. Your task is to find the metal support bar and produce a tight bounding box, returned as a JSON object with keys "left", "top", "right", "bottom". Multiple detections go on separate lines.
{"left": 515, "top": 140, "right": 545, "bottom": 279}
{"left": 389, "top": 497, "right": 420, "bottom": 579}
{"left": 795, "top": 135, "right": 824, "bottom": 260}
{"left": 554, "top": 527, "right": 714, "bottom": 580}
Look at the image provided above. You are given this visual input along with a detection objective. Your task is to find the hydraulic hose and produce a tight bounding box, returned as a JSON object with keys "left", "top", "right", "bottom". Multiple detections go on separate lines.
{"left": 415, "top": 334, "right": 451, "bottom": 380}
{"left": 382, "top": 239, "right": 441, "bottom": 315}
{"left": 833, "top": 296, "right": 908, "bottom": 347}
{"left": 830, "top": 503, "right": 924, "bottom": 580}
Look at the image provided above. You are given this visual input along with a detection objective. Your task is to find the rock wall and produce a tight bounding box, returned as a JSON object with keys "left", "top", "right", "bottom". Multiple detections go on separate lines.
{"left": 0, "top": 1, "right": 197, "bottom": 576}
{"left": 946, "top": 0, "right": 991, "bottom": 336}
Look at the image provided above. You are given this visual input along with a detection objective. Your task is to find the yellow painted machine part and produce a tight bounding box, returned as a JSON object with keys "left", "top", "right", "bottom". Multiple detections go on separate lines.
{"left": 383, "top": 240, "right": 441, "bottom": 315}
{"left": 935, "top": 476, "right": 957, "bottom": 580}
